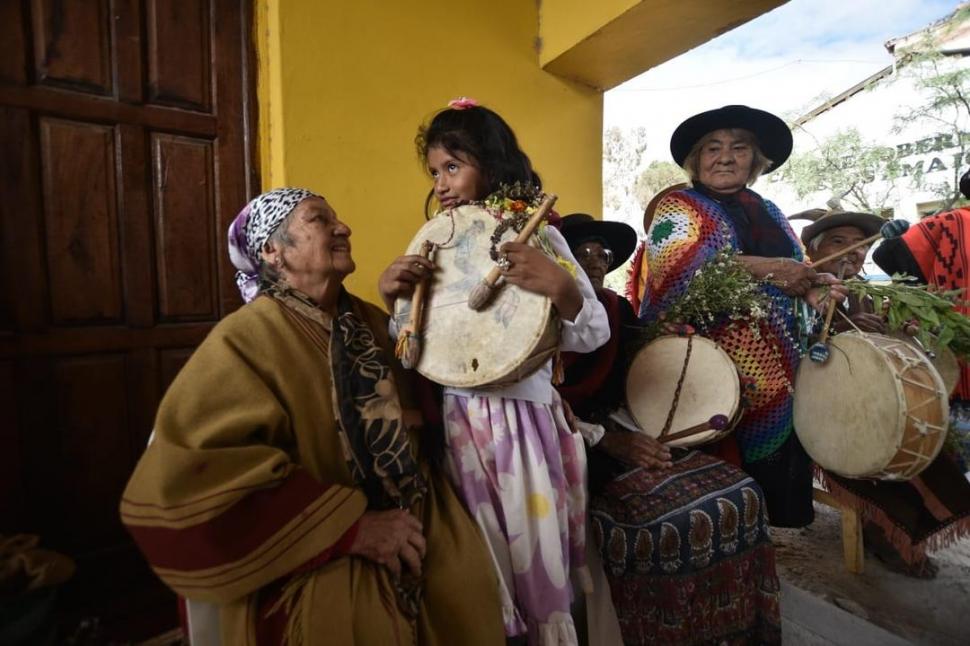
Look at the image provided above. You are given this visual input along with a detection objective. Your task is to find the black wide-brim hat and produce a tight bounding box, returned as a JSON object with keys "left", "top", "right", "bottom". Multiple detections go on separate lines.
{"left": 670, "top": 105, "right": 793, "bottom": 172}
{"left": 800, "top": 210, "right": 884, "bottom": 246}
{"left": 560, "top": 213, "right": 637, "bottom": 272}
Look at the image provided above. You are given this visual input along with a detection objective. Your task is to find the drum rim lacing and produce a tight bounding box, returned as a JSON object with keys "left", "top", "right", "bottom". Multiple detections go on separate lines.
{"left": 884, "top": 337, "right": 947, "bottom": 478}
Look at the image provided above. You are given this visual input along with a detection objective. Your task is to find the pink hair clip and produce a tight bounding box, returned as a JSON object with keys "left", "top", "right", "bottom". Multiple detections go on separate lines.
{"left": 448, "top": 96, "right": 479, "bottom": 110}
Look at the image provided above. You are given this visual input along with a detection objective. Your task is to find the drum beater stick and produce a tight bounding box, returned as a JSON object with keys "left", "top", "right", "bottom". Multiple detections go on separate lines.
{"left": 808, "top": 218, "right": 910, "bottom": 267}
{"left": 467, "top": 193, "right": 559, "bottom": 311}
{"left": 396, "top": 241, "right": 434, "bottom": 369}
{"left": 661, "top": 414, "right": 730, "bottom": 444}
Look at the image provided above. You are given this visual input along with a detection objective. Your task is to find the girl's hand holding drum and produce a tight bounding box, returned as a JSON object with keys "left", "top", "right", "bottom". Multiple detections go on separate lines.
{"left": 498, "top": 241, "right": 583, "bottom": 321}
{"left": 391, "top": 204, "right": 562, "bottom": 388}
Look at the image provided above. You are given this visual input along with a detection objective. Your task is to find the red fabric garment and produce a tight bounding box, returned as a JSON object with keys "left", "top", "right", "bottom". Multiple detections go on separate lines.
{"left": 705, "top": 435, "right": 743, "bottom": 468}
{"left": 124, "top": 469, "right": 359, "bottom": 576}
{"left": 559, "top": 288, "right": 624, "bottom": 417}
{"left": 899, "top": 209, "right": 970, "bottom": 399}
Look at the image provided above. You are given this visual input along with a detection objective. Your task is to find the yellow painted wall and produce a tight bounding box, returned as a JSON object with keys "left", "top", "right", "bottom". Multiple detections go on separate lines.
{"left": 255, "top": 0, "right": 789, "bottom": 304}
{"left": 539, "top": 0, "right": 640, "bottom": 66}
{"left": 256, "top": 0, "right": 602, "bottom": 306}
{"left": 255, "top": 1, "right": 285, "bottom": 186}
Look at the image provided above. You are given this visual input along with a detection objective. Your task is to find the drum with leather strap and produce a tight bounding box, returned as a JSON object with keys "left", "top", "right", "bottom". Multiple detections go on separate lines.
{"left": 625, "top": 334, "right": 742, "bottom": 447}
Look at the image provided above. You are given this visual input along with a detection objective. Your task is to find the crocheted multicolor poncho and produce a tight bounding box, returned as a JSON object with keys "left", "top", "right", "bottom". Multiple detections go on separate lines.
{"left": 640, "top": 187, "right": 804, "bottom": 462}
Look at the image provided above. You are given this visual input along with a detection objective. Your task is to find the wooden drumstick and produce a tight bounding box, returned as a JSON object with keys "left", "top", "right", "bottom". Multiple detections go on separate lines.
{"left": 467, "top": 193, "right": 558, "bottom": 311}
{"left": 808, "top": 218, "right": 910, "bottom": 267}
{"left": 661, "top": 414, "right": 730, "bottom": 444}
{"left": 808, "top": 260, "right": 848, "bottom": 363}
{"left": 396, "top": 241, "right": 434, "bottom": 369}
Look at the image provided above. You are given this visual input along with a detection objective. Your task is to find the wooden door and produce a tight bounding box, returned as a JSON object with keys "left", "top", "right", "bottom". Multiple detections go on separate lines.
{"left": 0, "top": 0, "right": 257, "bottom": 638}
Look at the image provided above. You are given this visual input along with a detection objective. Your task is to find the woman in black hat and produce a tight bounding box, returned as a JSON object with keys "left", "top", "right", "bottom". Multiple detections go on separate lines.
{"left": 640, "top": 105, "right": 846, "bottom": 529}
{"left": 557, "top": 214, "right": 782, "bottom": 646}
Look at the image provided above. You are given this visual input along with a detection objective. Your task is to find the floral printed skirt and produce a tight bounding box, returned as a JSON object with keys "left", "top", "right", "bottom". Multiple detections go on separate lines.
{"left": 443, "top": 392, "right": 589, "bottom": 646}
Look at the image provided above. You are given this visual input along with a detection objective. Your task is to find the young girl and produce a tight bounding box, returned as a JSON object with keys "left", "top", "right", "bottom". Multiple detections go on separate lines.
{"left": 379, "top": 99, "right": 609, "bottom": 645}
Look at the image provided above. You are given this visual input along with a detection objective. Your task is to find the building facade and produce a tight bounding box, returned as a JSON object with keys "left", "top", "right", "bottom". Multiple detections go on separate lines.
{"left": 761, "top": 5, "right": 970, "bottom": 225}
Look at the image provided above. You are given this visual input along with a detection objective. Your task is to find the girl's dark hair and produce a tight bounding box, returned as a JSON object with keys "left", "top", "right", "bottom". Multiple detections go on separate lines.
{"left": 416, "top": 105, "right": 541, "bottom": 217}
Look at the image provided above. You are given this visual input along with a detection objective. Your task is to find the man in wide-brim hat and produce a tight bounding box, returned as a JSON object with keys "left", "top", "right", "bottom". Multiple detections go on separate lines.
{"left": 801, "top": 209, "right": 883, "bottom": 274}
{"left": 810, "top": 199, "right": 970, "bottom": 580}
{"left": 638, "top": 104, "right": 847, "bottom": 531}
{"left": 800, "top": 209, "right": 887, "bottom": 334}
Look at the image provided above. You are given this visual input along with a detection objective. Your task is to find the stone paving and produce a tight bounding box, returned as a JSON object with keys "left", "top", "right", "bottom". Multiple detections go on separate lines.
{"left": 774, "top": 503, "right": 970, "bottom": 646}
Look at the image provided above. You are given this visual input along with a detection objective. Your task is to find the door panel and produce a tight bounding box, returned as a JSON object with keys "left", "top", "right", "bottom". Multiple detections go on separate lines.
{"left": 40, "top": 117, "right": 123, "bottom": 324}
{"left": 0, "top": 106, "right": 46, "bottom": 333}
{"left": 146, "top": 0, "right": 211, "bottom": 111}
{"left": 31, "top": 0, "right": 113, "bottom": 94}
{"left": 1, "top": 0, "right": 257, "bottom": 639}
{"left": 152, "top": 133, "right": 218, "bottom": 320}
{"left": 53, "top": 354, "right": 133, "bottom": 550}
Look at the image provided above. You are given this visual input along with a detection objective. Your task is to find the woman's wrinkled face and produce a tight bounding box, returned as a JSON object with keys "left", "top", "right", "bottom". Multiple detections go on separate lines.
{"left": 697, "top": 129, "right": 754, "bottom": 194}
{"left": 573, "top": 240, "right": 613, "bottom": 290}
{"left": 273, "top": 197, "right": 355, "bottom": 287}
{"left": 427, "top": 145, "right": 489, "bottom": 209}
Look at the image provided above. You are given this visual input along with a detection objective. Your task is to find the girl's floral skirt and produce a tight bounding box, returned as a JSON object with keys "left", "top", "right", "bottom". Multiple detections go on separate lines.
{"left": 443, "top": 392, "right": 590, "bottom": 646}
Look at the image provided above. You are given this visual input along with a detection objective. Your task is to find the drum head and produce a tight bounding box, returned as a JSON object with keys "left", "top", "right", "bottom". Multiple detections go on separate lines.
{"left": 625, "top": 335, "right": 740, "bottom": 447}
{"left": 794, "top": 334, "right": 904, "bottom": 477}
{"left": 393, "top": 205, "right": 555, "bottom": 388}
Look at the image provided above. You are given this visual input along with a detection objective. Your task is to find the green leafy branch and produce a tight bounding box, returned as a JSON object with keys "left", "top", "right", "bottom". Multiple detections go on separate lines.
{"left": 842, "top": 275, "right": 970, "bottom": 358}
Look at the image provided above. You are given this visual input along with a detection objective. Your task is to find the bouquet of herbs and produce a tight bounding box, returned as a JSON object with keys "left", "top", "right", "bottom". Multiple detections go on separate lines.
{"left": 641, "top": 249, "right": 771, "bottom": 340}
{"left": 842, "top": 276, "right": 970, "bottom": 359}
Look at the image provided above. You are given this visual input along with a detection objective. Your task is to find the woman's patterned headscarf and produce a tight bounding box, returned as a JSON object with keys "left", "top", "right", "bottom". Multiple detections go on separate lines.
{"left": 227, "top": 188, "right": 321, "bottom": 302}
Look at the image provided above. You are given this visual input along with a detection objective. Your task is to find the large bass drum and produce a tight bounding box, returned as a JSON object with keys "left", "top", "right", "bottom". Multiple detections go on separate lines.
{"left": 625, "top": 335, "right": 741, "bottom": 447}
{"left": 794, "top": 332, "right": 948, "bottom": 480}
{"left": 393, "top": 204, "right": 558, "bottom": 388}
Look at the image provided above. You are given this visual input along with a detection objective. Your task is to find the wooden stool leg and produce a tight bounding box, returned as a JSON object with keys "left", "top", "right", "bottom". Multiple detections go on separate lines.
{"left": 840, "top": 506, "right": 864, "bottom": 574}
{"left": 813, "top": 488, "right": 865, "bottom": 574}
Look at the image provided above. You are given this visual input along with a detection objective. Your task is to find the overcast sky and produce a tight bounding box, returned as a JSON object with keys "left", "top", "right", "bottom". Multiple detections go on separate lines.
{"left": 605, "top": 0, "right": 961, "bottom": 163}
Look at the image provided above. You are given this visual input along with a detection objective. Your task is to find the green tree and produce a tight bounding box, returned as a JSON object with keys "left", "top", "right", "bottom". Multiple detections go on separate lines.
{"left": 603, "top": 126, "right": 648, "bottom": 217}
{"left": 779, "top": 14, "right": 970, "bottom": 215}
{"left": 633, "top": 160, "right": 687, "bottom": 211}
{"left": 781, "top": 127, "right": 902, "bottom": 212}
{"left": 892, "top": 40, "right": 970, "bottom": 211}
